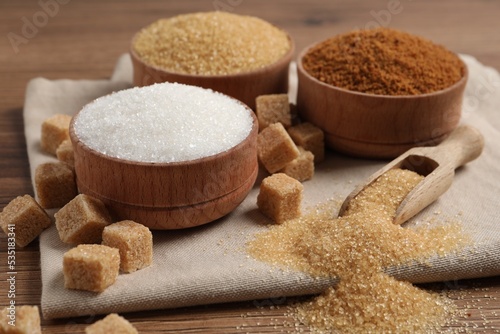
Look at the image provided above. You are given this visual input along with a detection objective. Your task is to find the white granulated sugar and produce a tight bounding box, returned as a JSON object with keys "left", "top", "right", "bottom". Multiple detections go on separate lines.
{"left": 74, "top": 83, "right": 253, "bottom": 163}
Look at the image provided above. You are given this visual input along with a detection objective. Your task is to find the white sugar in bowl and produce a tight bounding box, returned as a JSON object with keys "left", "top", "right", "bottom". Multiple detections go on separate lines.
{"left": 70, "top": 82, "right": 258, "bottom": 229}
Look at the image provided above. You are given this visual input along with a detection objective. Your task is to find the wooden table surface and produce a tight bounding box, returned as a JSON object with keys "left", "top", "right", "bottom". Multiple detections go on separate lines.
{"left": 1, "top": 0, "right": 499, "bottom": 332}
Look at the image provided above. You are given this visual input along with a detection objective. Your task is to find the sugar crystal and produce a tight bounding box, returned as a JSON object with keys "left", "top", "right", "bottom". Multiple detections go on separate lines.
{"left": 133, "top": 12, "right": 290, "bottom": 76}
{"left": 248, "top": 169, "right": 470, "bottom": 332}
{"left": 74, "top": 83, "right": 253, "bottom": 163}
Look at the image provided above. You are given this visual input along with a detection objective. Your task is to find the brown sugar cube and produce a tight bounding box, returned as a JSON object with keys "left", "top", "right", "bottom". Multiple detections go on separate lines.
{"left": 102, "top": 220, "right": 153, "bottom": 273}
{"left": 85, "top": 313, "right": 138, "bottom": 334}
{"left": 63, "top": 244, "right": 120, "bottom": 293}
{"left": 288, "top": 122, "right": 325, "bottom": 163}
{"left": 0, "top": 305, "right": 41, "bottom": 334}
{"left": 35, "top": 162, "right": 77, "bottom": 209}
{"left": 0, "top": 195, "right": 52, "bottom": 248}
{"left": 55, "top": 194, "right": 113, "bottom": 245}
{"left": 280, "top": 147, "right": 314, "bottom": 182}
{"left": 255, "top": 94, "right": 291, "bottom": 130}
{"left": 41, "top": 113, "right": 72, "bottom": 155}
{"left": 257, "top": 123, "right": 299, "bottom": 174}
{"left": 257, "top": 173, "right": 303, "bottom": 223}
{"left": 56, "top": 139, "right": 75, "bottom": 167}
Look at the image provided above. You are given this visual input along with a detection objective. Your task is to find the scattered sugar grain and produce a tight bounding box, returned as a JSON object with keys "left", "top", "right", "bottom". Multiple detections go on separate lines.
{"left": 74, "top": 83, "right": 253, "bottom": 163}
{"left": 296, "top": 274, "right": 456, "bottom": 334}
{"left": 248, "top": 169, "right": 469, "bottom": 332}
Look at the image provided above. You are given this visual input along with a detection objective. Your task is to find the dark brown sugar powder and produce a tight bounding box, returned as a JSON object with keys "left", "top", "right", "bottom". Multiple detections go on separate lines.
{"left": 302, "top": 28, "right": 465, "bottom": 96}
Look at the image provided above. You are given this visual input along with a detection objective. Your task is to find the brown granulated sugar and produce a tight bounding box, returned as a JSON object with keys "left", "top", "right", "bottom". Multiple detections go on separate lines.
{"left": 133, "top": 12, "right": 290, "bottom": 76}
{"left": 248, "top": 169, "right": 470, "bottom": 333}
{"left": 302, "top": 28, "right": 465, "bottom": 96}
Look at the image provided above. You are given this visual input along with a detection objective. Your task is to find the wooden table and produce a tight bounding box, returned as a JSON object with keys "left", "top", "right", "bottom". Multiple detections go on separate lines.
{"left": 1, "top": 0, "right": 499, "bottom": 332}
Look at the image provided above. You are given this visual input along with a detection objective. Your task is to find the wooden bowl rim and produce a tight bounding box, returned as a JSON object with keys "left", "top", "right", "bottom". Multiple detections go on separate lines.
{"left": 70, "top": 95, "right": 258, "bottom": 168}
{"left": 130, "top": 28, "right": 295, "bottom": 80}
{"left": 324, "top": 129, "right": 450, "bottom": 146}
{"left": 297, "top": 39, "right": 468, "bottom": 100}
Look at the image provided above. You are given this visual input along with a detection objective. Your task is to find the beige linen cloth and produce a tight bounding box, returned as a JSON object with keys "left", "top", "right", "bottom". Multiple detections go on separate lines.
{"left": 23, "top": 54, "right": 500, "bottom": 319}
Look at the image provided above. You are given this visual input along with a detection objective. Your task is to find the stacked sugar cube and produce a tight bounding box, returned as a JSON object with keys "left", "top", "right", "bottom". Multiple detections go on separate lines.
{"left": 0, "top": 114, "right": 80, "bottom": 249}
{"left": 255, "top": 94, "right": 325, "bottom": 224}
{"left": 40, "top": 114, "right": 76, "bottom": 169}
{"left": 41, "top": 114, "right": 72, "bottom": 156}
{"left": 37, "top": 114, "right": 77, "bottom": 209}
{"left": 0, "top": 112, "right": 152, "bottom": 333}
{"left": 256, "top": 94, "right": 324, "bottom": 180}
{"left": 58, "top": 197, "right": 154, "bottom": 292}
{"left": 1, "top": 112, "right": 154, "bottom": 298}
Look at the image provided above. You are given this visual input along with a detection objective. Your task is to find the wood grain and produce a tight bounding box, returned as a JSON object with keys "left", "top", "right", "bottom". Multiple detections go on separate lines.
{"left": 297, "top": 52, "right": 468, "bottom": 158}
{"left": 131, "top": 34, "right": 294, "bottom": 110}
{"left": 70, "top": 105, "right": 258, "bottom": 229}
{"left": 1, "top": 0, "right": 499, "bottom": 332}
{"left": 338, "top": 125, "right": 485, "bottom": 225}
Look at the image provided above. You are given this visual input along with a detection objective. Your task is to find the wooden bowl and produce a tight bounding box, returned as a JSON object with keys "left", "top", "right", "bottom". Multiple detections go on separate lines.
{"left": 70, "top": 101, "right": 258, "bottom": 230}
{"left": 296, "top": 44, "right": 468, "bottom": 159}
{"left": 130, "top": 34, "right": 294, "bottom": 110}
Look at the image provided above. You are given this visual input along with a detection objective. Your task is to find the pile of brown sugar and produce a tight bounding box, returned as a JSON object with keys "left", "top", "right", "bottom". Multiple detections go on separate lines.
{"left": 248, "top": 169, "right": 469, "bottom": 333}
{"left": 133, "top": 12, "right": 291, "bottom": 76}
{"left": 302, "top": 28, "right": 465, "bottom": 96}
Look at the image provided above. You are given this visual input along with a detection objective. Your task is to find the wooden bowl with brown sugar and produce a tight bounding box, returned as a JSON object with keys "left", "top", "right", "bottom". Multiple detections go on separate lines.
{"left": 296, "top": 28, "right": 468, "bottom": 159}
{"left": 130, "top": 12, "right": 295, "bottom": 110}
{"left": 70, "top": 82, "right": 258, "bottom": 230}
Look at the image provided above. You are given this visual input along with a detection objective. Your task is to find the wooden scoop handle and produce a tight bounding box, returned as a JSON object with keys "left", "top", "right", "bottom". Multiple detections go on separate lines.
{"left": 424, "top": 125, "right": 485, "bottom": 170}
{"left": 392, "top": 125, "right": 484, "bottom": 225}
{"left": 338, "top": 125, "right": 485, "bottom": 225}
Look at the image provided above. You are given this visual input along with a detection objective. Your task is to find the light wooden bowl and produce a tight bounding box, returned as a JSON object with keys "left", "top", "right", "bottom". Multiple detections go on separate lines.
{"left": 130, "top": 34, "right": 294, "bottom": 110}
{"left": 296, "top": 44, "right": 468, "bottom": 159}
{"left": 70, "top": 103, "right": 258, "bottom": 230}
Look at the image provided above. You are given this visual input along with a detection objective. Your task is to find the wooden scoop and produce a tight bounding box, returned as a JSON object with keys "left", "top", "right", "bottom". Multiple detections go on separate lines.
{"left": 338, "top": 125, "right": 485, "bottom": 225}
